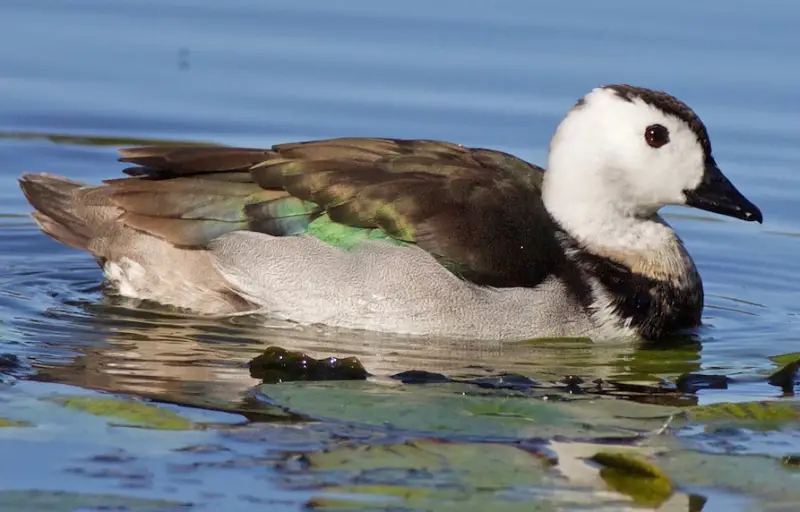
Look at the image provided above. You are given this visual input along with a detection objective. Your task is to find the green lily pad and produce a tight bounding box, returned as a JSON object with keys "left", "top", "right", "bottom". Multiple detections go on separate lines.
{"left": 258, "top": 381, "right": 672, "bottom": 440}
{"left": 303, "top": 439, "right": 556, "bottom": 510}
{"left": 297, "top": 438, "right": 707, "bottom": 511}
{"left": 308, "top": 486, "right": 430, "bottom": 511}
{"left": 0, "top": 417, "right": 31, "bottom": 428}
{"left": 658, "top": 449, "right": 800, "bottom": 508}
{"left": 687, "top": 401, "right": 800, "bottom": 427}
{"left": 308, "top": 439, "right": 552, "bottom": 485}
{"left": 0, "top": 490, "right": 189, "bottom": 512}
{"left": 591, "top": 451, "right": 674, "bottom": 507}
{"left": 53, "top": 396, "right": 194, "bottom": 430}
{"left": 260, "top": 381, "right": 575, "bottom": 437}
{"left": 308, "top": 492, "right": 558, "bottom": 512}
{"left": 769, "top": 353, "right": 800, "bottom": 366}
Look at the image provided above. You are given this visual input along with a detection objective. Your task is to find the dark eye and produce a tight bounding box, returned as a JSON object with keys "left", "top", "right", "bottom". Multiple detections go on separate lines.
{"left": 644, "top": 124, "right": 670, "bottom": 148}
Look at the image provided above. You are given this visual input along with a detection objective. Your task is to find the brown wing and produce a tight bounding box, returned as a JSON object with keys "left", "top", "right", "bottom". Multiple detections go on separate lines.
{"left": 110, "top": 137, "right": 564, "bottom": 287}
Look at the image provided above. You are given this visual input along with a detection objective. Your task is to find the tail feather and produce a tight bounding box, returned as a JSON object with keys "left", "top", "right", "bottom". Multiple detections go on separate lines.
{"left": 19, "top": 173, "right": 91, "bottom": 250}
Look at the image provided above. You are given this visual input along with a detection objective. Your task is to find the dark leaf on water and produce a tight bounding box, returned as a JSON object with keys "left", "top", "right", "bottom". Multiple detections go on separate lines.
{"left": 781, "top": 455, "right": 800, "bottom": 468}
{"left": 390, "top": 370, "right": 452, "bottom": 384}
{"left": 248, "top": 346, "right": 369, "bottom": 383}
{"left": 0, "top": 353, "right": 29, "bottom": 380}
{"left": 0, "top": 354, "right": 20, "bottom": 369}
{"left": 466, "top": 373, "right": 540, "bottom": 390}
{"left": 560, "top": 375, "right": 585, "bottom": 389}
{"left": 602, "top": 380, "right": 675, "bottom": 395}
{"left": 768, "top": 357, "right": 800, "bottom": 394}
{"left": 676, "top": 373, "right": 731, "bottom": 394}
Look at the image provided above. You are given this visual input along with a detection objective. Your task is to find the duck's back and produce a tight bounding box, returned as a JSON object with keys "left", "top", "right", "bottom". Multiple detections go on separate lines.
{"left": 19, "top": 138, "right": 597, "bottom": 339}
{"left": 109, "top": 137, "right": 561, "bottom": 287}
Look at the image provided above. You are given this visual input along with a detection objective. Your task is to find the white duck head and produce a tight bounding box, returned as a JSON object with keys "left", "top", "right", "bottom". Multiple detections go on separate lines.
{"left": 542, "top": 84, "right": 762, "bottom": 252}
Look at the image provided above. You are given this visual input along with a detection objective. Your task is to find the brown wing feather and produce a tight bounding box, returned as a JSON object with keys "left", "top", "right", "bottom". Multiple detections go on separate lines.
{"left": 112, "top": 137, "right": 560, "bottom": 287}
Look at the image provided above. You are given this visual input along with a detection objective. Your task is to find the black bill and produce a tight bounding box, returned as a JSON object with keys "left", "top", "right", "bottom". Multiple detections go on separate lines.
{"left": 684, "top": 159, "right": 763, "bottom": 223}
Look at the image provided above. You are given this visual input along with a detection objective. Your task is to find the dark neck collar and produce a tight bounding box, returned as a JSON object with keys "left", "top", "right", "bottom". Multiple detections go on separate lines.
{"left": 560, "top": 235, "right": 704, "bottom": 340}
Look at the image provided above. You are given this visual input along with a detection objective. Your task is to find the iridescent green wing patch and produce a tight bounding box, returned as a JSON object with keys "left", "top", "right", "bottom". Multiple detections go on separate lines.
{"left": 305, "top": 214, "right": 411, "bottom": 251}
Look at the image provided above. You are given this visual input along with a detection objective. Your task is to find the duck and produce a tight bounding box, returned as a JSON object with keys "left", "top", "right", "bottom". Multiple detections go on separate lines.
{"left": 18, "top": 84, "right": 763, "bottom": 342}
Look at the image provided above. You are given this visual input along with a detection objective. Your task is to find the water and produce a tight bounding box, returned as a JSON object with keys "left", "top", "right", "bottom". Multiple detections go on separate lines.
{"left": 1, "top": 0, "right": 799, "bottom": 510}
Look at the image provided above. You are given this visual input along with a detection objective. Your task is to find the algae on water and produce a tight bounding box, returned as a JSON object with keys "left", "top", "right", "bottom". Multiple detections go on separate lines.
{"left": 53, "top": 396, "right": 194, "bottom": 430}
{"left": 591, "top": 450, "right": 674, "bottom": 507}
